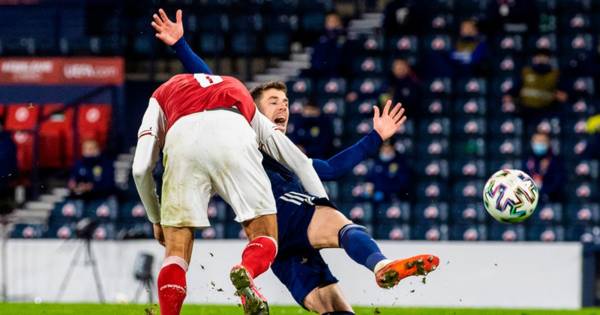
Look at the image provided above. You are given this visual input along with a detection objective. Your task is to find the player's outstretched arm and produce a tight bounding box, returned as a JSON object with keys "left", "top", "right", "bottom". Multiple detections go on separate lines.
{"left": 252, "top": 111, "right": 329, "bottom": 198}
{"left": 312, "top": 100, "right": 406, "bottom": 181}
{"left": 132, "top": 98, "right": 165, "bottom": 225}
{"left": 151, "top": 8, "right": 213, "bottom": 74}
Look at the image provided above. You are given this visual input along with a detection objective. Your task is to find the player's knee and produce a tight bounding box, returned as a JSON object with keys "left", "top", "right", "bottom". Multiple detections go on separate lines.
{"left": 303, "top": 289, "right": 331, "bottom": 314}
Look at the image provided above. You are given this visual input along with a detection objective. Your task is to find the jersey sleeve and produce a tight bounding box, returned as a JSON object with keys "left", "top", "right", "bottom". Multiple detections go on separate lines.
{"left": 131, "top": 98, "right": 166, "bottom": 223}
{"left": 251, "top": 111, "right": 328, "bottom": 198}
{"left": 171, "top": 37, "right": 213, "bottom": 74}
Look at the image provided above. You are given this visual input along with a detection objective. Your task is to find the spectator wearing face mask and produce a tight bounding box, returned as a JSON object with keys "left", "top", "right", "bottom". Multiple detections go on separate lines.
{"left": 504, "top": 49, "right": 568, "bottom": 123}
{"left": 309, "top": 11, "right": 347, "bottom": 77}
{"left": 450, "top": 19, "right": 489, "bottom": 78}
{"left": 523, "top": 132, "right": 566, "bottom": 203}
{"left": 68, "top": 139, "right": 115, "bottom": 200}
{"left": 382, "top": 58, "right": 422, "bottom": 118}
{"left": 365, "top": 141, "right": 412, "bottom": 203}
{"left": 289, "top": 101, "right": 335, "bottom": 159}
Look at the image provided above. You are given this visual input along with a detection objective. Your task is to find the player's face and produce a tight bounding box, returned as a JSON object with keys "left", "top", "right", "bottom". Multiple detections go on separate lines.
{"left": 258, "top": 88, "right": 289, "bottom": 132}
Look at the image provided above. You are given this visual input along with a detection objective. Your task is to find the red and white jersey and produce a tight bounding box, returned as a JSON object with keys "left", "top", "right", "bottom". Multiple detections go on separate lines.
{"left": 151, "top": 73, "right": 256, "bottom": 131}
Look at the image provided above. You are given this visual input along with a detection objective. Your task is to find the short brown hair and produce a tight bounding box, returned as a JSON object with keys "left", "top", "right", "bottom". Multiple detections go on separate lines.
{"left": 250, "top": 81, "right": 287, "bottom": 102}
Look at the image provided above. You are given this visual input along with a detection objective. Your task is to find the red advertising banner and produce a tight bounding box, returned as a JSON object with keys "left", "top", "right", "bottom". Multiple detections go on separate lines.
{"left": 0, "top": 57, "right": 124, "bottom": 85}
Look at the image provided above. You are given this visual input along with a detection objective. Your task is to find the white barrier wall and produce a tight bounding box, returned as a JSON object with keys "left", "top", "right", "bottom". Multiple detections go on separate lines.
{"left": 2, "top": 240, "right": 583, "bottom": 309}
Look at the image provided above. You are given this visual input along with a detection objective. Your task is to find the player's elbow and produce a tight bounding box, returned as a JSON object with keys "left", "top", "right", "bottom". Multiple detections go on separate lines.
{"left": 131, "top": 159, "right": 151, "bottom": 182}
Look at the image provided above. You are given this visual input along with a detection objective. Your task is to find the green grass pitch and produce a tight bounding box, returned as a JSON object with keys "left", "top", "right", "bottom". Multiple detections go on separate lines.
{"left": 0, "top": 304, "right": 599, "bottom": 315}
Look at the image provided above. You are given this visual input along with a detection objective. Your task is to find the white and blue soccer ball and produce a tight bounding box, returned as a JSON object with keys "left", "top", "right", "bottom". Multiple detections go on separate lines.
{"left": 483, "top": 169, "right": 539, "bottom": 223}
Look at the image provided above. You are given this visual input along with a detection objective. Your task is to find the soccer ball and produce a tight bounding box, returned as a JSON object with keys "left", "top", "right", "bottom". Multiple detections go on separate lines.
{"left": 483, "top": 169, "right": 539, "bottom": 223}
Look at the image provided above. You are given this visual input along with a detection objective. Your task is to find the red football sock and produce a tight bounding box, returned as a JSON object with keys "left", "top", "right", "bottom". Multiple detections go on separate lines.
{"left": 240, "top": 236, "right": 278, "bottom": 278}
{"left": 157, "top": 256, "right": 188, "bottom": 315}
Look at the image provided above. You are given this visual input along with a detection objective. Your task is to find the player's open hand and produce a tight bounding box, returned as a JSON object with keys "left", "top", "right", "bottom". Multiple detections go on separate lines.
{"left": 372, "top": 100, "right": 407, "bottom": 141}
{"left": 151, "top": 8, "right": 184, "bottom": 46}
{"left": 153, "top": 223, "right": 165, "bottom": 246}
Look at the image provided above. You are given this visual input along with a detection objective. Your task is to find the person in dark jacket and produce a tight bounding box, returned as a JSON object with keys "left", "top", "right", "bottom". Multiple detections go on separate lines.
{"left": 310, "top": 11, "right": 347, "bottom": 77}
{"left": 0, "top": 122, "right": 17, "bottom": 215}
{"left": 68, "top": 139, "right": 115, "bottom": 200}
{"left": 384, "top": 58, "right": 422, "bottom": 118}
{"left": 366, "top": 141, "right": 412, "bottom": 203}
{"left": 523, "top": 132, "right": 566, "bottom": 203}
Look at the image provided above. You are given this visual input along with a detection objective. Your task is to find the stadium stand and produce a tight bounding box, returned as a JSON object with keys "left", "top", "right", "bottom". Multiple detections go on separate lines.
{"left": 2, "top": 0, "right": 599, "bottom": 245}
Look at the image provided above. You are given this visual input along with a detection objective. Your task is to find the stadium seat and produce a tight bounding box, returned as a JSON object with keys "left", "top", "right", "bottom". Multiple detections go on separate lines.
{"left": 350, "top": 56, "right": 384, "bottom": 75}
{"left": 411, "top": 224, "right": 449, "bottom": 241}
{"left": 453, "top": 98, "right": 487, "bottom": 116}
{"left": 300, "top": 12, "right": 325, "bottom": 33}
{"left": 317, "top": 78, "right": 347, "bottom": 96}
{"left": 488, "top": 223, "right": 526, "bottom": 241}
{"left": 490, "top": 76, "right": 516, "bottom": 97}
{"left": 423, "top": 35, "right": 452, "bottom": 53}
{"left": 230, "top": 14, "right": 263, "bottom": 32}
{"left": 207, "top": 200, "right": 228, "bottom": 223}
{"left": 231, "top": 32, "right": 258, "bottom": 55}
{"left": 375, "top": 201, "right": 411, "bottom": 223}
{"left": 195, "top": 224, "right": 225, "bottom": 239}
{"left": 11, "top": 224, "right": 45, "bottom": 239}
{"left": 452, "top": 138, "right": 486, "bottom": 158}
{"left": 46, "top": 223, "right": 75, "bottom": 239}
{"left": 527, "top": 225, "right": 565, "bottom": 242}
{"left": 415, "top": 181, "right": 450, "bottom": 202}
{"left": 375, "top": 224, "right": 411, "bottom": 240}
{"left": 119, "top": 201, "right": 148, "bottom": 222}
{"left": 12, "top": 131, "right": 34, "bottom": 172}
{"left": 420, "top": 118, "right": 451, "bottom": 137}
{"left": 565, "top": 225, "right": 600, "bottom": 243}
{"left": 346, "top": 34, "right": 384, "bottom": 54}
{"left": 414, "top": 202, "right": 449, "bottom": 223}
{"left": 450, "top": 224, "right": 487, "bottom": 241}
{"left": 455, "top": 78, "right": 487, "bottom": 97}
{"left": 424, "top": 77, "right": 452, "bottom": 96}
{"left": 265, "top": 32, "right": 290, "bottom": 56}
{"left": 452, "top": 180, "right": 485, "bottom": 203}
{"left": 527, "top": 34, "right": 557, "bottom": 53}
{"left": 569, "top": 160, "right": 599, "bottom": 180}
{"left": 350, "top": 78, "right": 385, "bottom": 97}
{"left": 450, "top": 203, "right": 487, "bottom": 224}
{"left": 530, "top": 203, "right": 563, "bottom": 225}
{"left": 418, "top": 138, "right": 450, "bottom": 158}
{"left": 566, "top": 181, "right": 599, "bottom": 203}
{"left": 489, "top": 118, "right": 523, "bottom": 137}
{"left": 491, "top": 55, "right": 524, "bottom": 75}
{"left": 5, "top": 104, "right": 39, "bottom": 131}
{"left": 488, "top": 138, "right": 522, "bottom": 159}
{"left": 77, "top": 104, "right": 111, "bottom": 149}
{"left": 286, "top": 77, "right": 313, "bottom": 98}
{"left": 40, "top": 104, "right": 73, "bottom": 168}
{"left": 199, "top": 32, "right": 226, "bottom": 55}
{"left": 197, "top": 14, "right": 229, "bottom": 32}
{"left": 493, "top": 35, "right": 524, "bottom": 54}
{"left": 416, "top": 159, "right": 449, "bottom": 180}
{"left": 85, "top": 197, "right": 118, "bottom": 221}
{"left": 50, "top": 199, "right": 84, "bottom": 224}
{"left": 340, "top": 202, "right": 373, "bottom": 224}
{"left": 388, "top": 36, "right": 419, "bottom": 56}
{"left": 426, "top": 15, "right": 455, "bottom": 34}
{"left": 452, "top": 118, "right": 486, "bottom": 137}
{"left": 450, "top": 159, "right": 486, "bottom": 179}
{"left": 423, "top": 98, "right": 450, "bottom": 116}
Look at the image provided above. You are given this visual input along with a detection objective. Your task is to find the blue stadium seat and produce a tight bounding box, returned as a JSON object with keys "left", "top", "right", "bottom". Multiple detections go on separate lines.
{"left": 418, "top": 138, "right": 450, "bottom": 159}
{"left": 488, "top": 159, "right": 522, "bottom": 174}
{"left": 425, "top": 15, "right": 455, "bottom": 35}
{"left": 350, "top": 78, "right": 385, "bottom": 97}
{"left": 423, "top": 98, "right": 450, "bottom": 116}
{"left": 563, "top": 117, "right": 591, "bottom": 137}
{"left": 451, "top": 203, "right": 487, "bottom": 224}
{"left": 197, "top": 14, "right": 229, "bottom": 32}
{"left": 340, "top": 202, "right": 374, "bottom": 224}
{"left": 489, "top": 118, "right": 523, "bottom": 137}
{"left": 230, "top": 14, "right": 263, "bottom": 32}
{"left": 527, "top": 225, "right": 565, "bottom": 242}
{"left": 199, "top": 32, "right": 226, "bottom": 54}
{"left": 46, "top": 223, "right": 75, "bottom": 239}
{"left": 454, "top": 98, "right": 487, "bottom": 116}
{"left": 375, "top": 224, "right": 411, "bottom": 240}
{"left": 491, "top": 55, "right": 524, "bottom": 75}
{"left": 415, "top": 181, "right": 450, "bottom": 202}
{"left": 529, "top": 203, "right": 563, "bottom": 225}
{"left": 527, "top": 33, "right": 557, "bottom": 53}
{"left": 450, "top": 224, "right": 487, "bottom": 241}
{"left": 567, "top": 77, "right": 595, "bottom": 97}
{"left": 86, "top": 197, "right": 118, "bottom": 221}
{"left": 225, "top": 223, "right": 246, "bottom": 239}
{"left": 488, "top": 138, "right": 523, "bottom": 159}
{"left": 207, "top": 200, "right": 228, "bottom": 223}
{"left": 488, "top": 223, "right": 526, "bottom": 241}
{"left": 264, "top": 14, "right": 296, "bottom": 32}
{"left": 11, "top": 224, "right": 45, "bottom": 239}
{"left": 420, "top": 118, "right": 451, "bottom": 137}
{"left": 566, "top": 181, "right": 599, "bottom": 203}
{"left": 452, "top": 118, "right": 486, "bottom": 137}
{"left": 561, "top": 137, "right": 589, "bottom": 159}
{"left": 452, "top": 180, "right": 484, "bottom": 203}
{"left": 347, "top": 34, "right": 384, "bottom": 54}
{"left": 231, "top": 33, "right": 258, "bottom": 55}
{"left": 286, "top": 77, "right": 312, "bottom": 98}
{"left": 490, "top": 76, "right": 516, "bottom": 97}
{"left": 411, "top": 224, "right": 449, "bottom": 241}
{"left": 569, "top": 160, "right": 599, "bottom": 180}
{"left": 424, "top": 77, "right": 452, "bottom": 96}
{"left": 565, "top": 225, "right": 600, "bottom": 243}
{"left": 450, "top": 159, "right": 486, "bottom": 179}
{"left": 455, "top": 78, "right": 487, "bottom": 97}
{"left": 265, "top": 32, "right": 290, "bottom": 55}
{"left": 350, "top": 56, "right": 384, "bottom": 76}
{"left": 92, "top": 223, "right": 116, "bottom": 240}
{"left": 317, "top": 78, "right": 347, "bottom": 96}
{"left": 388, "top": 36, "right": 419, "bottom": 57}
{"left": 195, "top": 224, "right": 225, "bottom": 239}
{"left": 375, "top": 201, "right": 411, "bottom": 223}
{"left": 51, "top": 199, "right": 84, "bottom": 224}
{"left": 423, "top": 35, "right": 452, "bottom": 53}
{"left": 414, "top": 202, "right": 449, "bottom": 223}
{"left": 416, "top": 159, "right": 449, "bottom": 180}
{"left": 493, "top": 35, "right": 524, "bottom": 54}
{"left": 300, "top": 12, "right": 325, "bottom": 32}
{"left": 560, "top": 13, "right": 591, "bottom": 32}
{"left": 565, "top": 98, "right": 595, "bottom": 117}
{"left": 321, "top": 98, "right": 345, "bottom": 117}
{"left": 393, "top": 138, "right": 415, "bottom": 157}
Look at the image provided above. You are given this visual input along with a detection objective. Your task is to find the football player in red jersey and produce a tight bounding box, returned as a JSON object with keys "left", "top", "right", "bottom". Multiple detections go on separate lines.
{"left": 132, "top": 73, "right": 328, "bottom": 315}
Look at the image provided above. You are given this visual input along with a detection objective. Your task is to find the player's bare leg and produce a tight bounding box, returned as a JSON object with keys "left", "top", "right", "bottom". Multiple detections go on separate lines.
{"left": 303, "top": 283, "right": 354, "bottom": 314}
{"left": 230, "top": 214, "right": 278, "bottom": 315}
{"left": 308, "top": 206, "right": 439, "bottom": 289}
{"left": 308, "top": 206, "right": 351, "bottom": 249}
{"left": 158, "top": 226, "right": 194, "bottom": 315}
